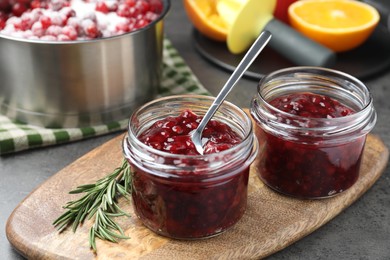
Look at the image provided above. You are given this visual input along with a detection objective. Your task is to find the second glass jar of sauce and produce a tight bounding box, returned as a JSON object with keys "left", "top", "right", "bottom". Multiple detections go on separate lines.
{"left": 250, "top": 67, "right": 376, "bottom": 199}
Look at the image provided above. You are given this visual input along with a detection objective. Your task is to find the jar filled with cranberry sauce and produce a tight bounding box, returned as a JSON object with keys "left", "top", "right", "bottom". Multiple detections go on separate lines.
{"left": 250, "top": 67, "right": 376, "bottom": 199}
{"left": 122, "top": 95, "right": 258, "bottom": 239}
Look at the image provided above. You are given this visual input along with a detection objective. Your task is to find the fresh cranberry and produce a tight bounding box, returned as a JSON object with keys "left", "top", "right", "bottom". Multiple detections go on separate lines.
{"left": 134, "top": 18, "right": 148, "bottom": 29}
{"left": 46, "top": 24, "right": 62, "bottom": 36}
{"left": 149, "top": 0, "right": 162, "bottom": 13}
{"left": 49, "top": 0, "right": 69, "bottom": 11}
{"left": 31, "top": 21, "right": 44, "bottom": 36}
{"left": 254, "top": 92, "right": 363, "bottom": 198}
{"left": 81, "top": 18, "right": 99, "bottom": 38}
{"left": 16, "top": 0, "right": 32, "bottom": 5}
{"left": 39, "top": 15, "right": 51, "bottom": 29}
{"left": 95, "top": 1, "right": 109, "bottom": 13}
{"left": 0, "top": 0, "right": 164, "bottom": 41}
{"left": 66, "top": 16, "right": 80, "bottom": 32}
{"left": 57, "top": 33, "right": 70, "bottom": 40}
{"left": 115, "top": 19, "right": 130, "bottom": 32}
{"left": 20, "top": 15, "right": 32, "bottom": 29}
{"left": 60, "top": 6, "right": 76, "bottom": 19}
{"left": 0, "top": 0, "right": 10, "bottom": 11}
{"left": 49, "top": 12, "right": 65, "bottom": 26}
{"left": 6, "top": 16, "right": 22, "bottom": 29}
{"left": 40, "top": 34, "right": 56, "bottom": 40}
{"left": 0, "top": 11, "right": 7, "bottom": 29}
{"left": 135, "top": 0, "right": 150, "bottom": 14}
{"left": 116, "top": 3, "right": 130, "bottom": 17}
{"left": 144, "top": 11, "right": 157, "bottom": 22}
{"left": 106, "top": 1, "right": 118, "bottom": 11}
{"left": 126, "top": 18, "right": 136, "bottom": 31}
{"left": 30, "top": 0, "right": 43, "bottom": 9}
{"left": 130, "top": 6, "right": 142, "bottom": 17}
{"left": 124, "top": 0, "right": 135, "bottom": 7}
{"left": 12, "top": 2, "right": 27, "bottom": 17}
{"left": 61, "top": 25, "right": 77, "bottom": 40}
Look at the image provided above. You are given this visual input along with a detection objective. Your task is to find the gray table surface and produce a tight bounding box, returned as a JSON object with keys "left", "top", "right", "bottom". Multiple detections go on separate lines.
{"left": 2, "top": 1, "right": 390, "bottom": 259}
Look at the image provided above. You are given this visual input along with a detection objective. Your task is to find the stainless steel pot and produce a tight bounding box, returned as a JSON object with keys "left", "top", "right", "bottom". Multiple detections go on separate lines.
{"left": 0, "top": 0, "right": 170, "bottom": 128}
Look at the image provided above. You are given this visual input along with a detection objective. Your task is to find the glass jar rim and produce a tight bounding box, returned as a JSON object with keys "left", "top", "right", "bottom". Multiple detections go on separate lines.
{"left": 257, "top": 66, "right": 373, "bottom": 119}
{"left": 252, "top": 66, "right": 377, "bottom": 140}
{"left": 126, "top": 94, "right": 254, "bottom": 159}
{"left": 123, "top": 94, "right": 258, "bottom": 181}
{"left": 123, "top": 134, "right": 258, "bottom": 181}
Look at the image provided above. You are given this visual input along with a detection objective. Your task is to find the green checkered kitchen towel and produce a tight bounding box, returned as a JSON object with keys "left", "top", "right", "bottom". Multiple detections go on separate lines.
{"left": 0, "top": 38, "right": 210, "bottom": 155}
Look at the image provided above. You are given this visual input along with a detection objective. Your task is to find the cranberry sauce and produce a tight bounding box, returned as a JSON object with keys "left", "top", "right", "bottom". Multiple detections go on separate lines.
{"left": 130, "top": 109, "right": 250, "bottom": 239}
{"left": 269, "top": 92, "right": 354, "bottom": 118}
{"left": 138, "top": 109, "right": 242, "bottom": 155}
{"left": 254, "top": 92, "right": 366, "bottom": 198}
{"left": 0, "top": 0, "right": 163, "bottom": 41}
{"left": 131, "top": 164, "right": 249, "bottom": 239}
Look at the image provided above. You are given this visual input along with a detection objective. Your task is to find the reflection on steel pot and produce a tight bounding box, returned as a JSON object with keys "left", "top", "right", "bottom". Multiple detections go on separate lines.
{"left": 0, "top": 0, "right": 170, "bottom": 128}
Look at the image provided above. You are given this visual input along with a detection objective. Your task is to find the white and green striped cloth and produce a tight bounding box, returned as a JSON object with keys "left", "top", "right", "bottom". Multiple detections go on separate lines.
{"left": 0, "top": 39, "right": 209, "bottom": 155}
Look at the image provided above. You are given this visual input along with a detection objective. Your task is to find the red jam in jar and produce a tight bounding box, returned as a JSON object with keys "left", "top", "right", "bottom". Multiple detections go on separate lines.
{"left": 251, "top": 67, "right": 376, "bottom": 199}
{"left": 138, "top": 109, "right": 242, "bottom": 155}
{"left": 269, "top": 92, "right": 355, "bottom": 119}
{"left": 123, "top": 95, "right": 257, "bottom": 239}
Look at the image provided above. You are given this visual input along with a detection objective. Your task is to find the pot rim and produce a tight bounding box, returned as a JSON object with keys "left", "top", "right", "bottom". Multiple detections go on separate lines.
{"left": 0, "top": 0, "right": 171, "bottom": 45}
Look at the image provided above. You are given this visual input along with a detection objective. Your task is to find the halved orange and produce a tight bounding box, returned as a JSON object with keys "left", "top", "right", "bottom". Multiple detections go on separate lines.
{"left": 183, "top": 0, "right": 229, "bottom": 42}
{"left": 288, "top": 0, "right": 380, "bottom": 52}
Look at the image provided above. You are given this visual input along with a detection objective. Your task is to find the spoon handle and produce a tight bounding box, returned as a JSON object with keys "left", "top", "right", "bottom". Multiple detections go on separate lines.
{"left": 196, "top": 30, "right": 272, "bottom": 134}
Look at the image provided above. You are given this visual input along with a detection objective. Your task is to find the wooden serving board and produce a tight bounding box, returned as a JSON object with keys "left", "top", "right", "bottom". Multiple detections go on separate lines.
{"left": 6, "top": 132, "right": 389, "bottom": 259}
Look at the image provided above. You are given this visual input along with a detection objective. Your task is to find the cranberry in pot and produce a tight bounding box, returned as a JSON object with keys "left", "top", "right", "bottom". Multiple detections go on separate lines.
{"left": 122, "top": 95, "right": 258, "bottom": 239}
{"left": 250, "top": 67, "right": 376, "bottom": 199}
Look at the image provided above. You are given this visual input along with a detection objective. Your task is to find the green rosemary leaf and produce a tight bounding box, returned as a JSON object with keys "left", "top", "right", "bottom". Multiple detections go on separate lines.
{"left": 116, "top": 183, "right": 126, "bottom": 194}
{"left": 104, "top": 219, "right": 118, "bottom": 232}
{"left": 106, "top": 181, "right": 114, "bottom": 205}
{"left": 87, "top": 194, "right": 103, "bottom": 215}
{"left": 89, "top": 227, "right": 97, "bottom": 252}
{"left": 76, "top": 183, "right": 97, "bottom": 189}
{"left": 97, "top": 209, "right": 108, "bottom": 226}
{"left": 94, "top": 230, "right": 104, "bottom": 240}
{"left": 53, "top": 158, "right": 132, "bottom": 252}
{"left": 101, "top": 195, "right": 108, "bottom": 211}
{"left": 109, "top": 217, "right": 127, "bottom": 236}
{"left": 104, "top": 228, "right": 129, "bottom": 240}
{"left": 98, "top": 227, "right": 118, "bottom": 243}
{"left": 106, "top": 201, "right": 117, "bottom": 213}
{"left": 110, "top": 181, "right": 117, "bottom": 200}
{"left": 72, "top": 208, "right": 85, "bottom": 232}
{"left": 64, "top": 193, "right": 93, "bottom": 208}
{"left": 104, "top": 212, "right": 127, "bottom": 217}
{"left": 79, "top": 204, "right": 92, "bottom": 224}
{"left": 87, "top": 205, "right": 99, "bottom": 220}
{"left": 52, "top": 210, "right": 72, "bottom": 226}
{"left": 113, "top": 203, "right": 130, "bottom": 217}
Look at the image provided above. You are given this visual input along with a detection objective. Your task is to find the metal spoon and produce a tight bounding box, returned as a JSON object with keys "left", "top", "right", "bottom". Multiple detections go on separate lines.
{"left": 191, "top": 30, "right": 272, "bottom": 155}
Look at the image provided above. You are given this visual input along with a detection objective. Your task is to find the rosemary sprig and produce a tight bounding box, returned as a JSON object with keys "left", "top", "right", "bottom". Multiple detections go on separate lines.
{"left": 53, "top": 158, "right": 132, "bottom": 252}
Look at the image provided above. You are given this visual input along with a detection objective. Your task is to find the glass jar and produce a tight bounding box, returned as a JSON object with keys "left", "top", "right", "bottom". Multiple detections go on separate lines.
{"left": 122, "top": 95, "right": 258, "bottom": 239}
{"left": 250, "top": 67, "right": 376, "bottom": 199}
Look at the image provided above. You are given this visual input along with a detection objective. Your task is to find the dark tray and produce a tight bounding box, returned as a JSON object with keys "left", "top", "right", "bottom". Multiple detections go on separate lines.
{"left": 193, "top": 24, "right": 390, "bottom": 81}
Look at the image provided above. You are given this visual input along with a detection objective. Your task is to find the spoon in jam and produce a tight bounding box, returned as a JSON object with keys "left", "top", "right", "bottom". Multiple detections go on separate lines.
{"left": 191, "top": 30, "right": 272, "bottom": 155}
